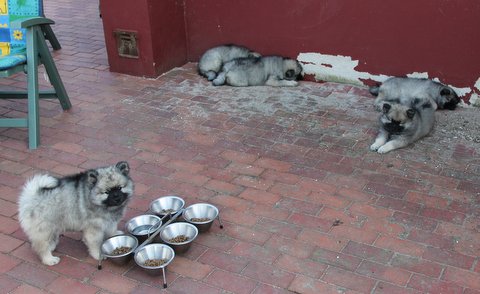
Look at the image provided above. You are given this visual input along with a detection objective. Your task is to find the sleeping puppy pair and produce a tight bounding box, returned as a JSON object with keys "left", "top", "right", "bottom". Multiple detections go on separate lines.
{"left": 198, "top": 44, "right": 302, "bottom": 87}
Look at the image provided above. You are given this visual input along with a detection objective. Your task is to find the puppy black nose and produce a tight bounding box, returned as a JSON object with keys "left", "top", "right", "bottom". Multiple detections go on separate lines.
{"left": 443, "top": 101, "right": 458, "bottom": 110}
{"left": 104, "top": 188, "right": 127, "bottom": 207}
{"left": 285, "top": 70, "right": 295, "bottom": 79}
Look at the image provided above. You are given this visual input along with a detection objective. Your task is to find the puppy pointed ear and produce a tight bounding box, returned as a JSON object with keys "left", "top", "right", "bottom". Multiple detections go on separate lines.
{"left": 116, "top": 161, "right": 130, "bottom": 176}
{"left": 87, "top": 170, "right": 98, "bottom": 186}
{"left": 382, "top": 103, "right": 391, "bottom": 113}
{"left": 407, "top": 109, "right": 416, "bottom": 118}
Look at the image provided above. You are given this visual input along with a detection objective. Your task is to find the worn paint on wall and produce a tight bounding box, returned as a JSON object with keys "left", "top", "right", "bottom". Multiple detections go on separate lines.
{"left": 404, "top": 73, "right": 472, "bottom": 99}
{"left": 297, "top": 52, "right": 389, "bottom": 86}
{"left": 470, "top": 78, "right": 480, "bottom": 106}
{"left": 298, "top": 52, "right": 478, "bottom": 105}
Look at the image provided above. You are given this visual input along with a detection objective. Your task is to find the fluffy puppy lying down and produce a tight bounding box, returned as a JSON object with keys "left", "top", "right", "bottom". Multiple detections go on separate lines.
{"left": 370, "top": 99, "right": 435, "bottom": 154}
{"left": 370, "top": 77, "right": 460, "bottom": 110}
{"left": 212, "top": 56, "right": 303, "bottom": 87}
{"left": 198, "top": 44, "right": 260, "bottom": 81}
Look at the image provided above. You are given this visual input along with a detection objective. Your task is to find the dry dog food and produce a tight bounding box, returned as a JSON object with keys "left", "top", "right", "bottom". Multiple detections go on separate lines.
{"left": 161, "top": 208, "right": 175, "bottom": 214}
{"left": 144, "top": 259, "right": 167, "bottom": 267}
{"left": 190, "top": 217, "right": 211, "bottom": 222}
{"left": 112, "top": 246, "right": 131, "bottom": 255}
{"left": 168, "top": 235, "right": 189, "bottom": 243}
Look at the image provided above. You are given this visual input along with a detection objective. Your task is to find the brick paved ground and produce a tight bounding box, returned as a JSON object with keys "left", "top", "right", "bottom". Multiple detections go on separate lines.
{"left": 0, "top": 0, "right": 479, "bottom": 293}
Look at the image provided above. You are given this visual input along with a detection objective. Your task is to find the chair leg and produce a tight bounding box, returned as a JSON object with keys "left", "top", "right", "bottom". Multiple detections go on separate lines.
{"left": 2, "top": 26, "right": 70, "bottom": 149}
{"left": 35, "top": 29, "right": 71, "bottom": 110}
{"left": 27, "top": 78, "right": 40, "bottom": 149}
{"left": 42, "top": 24, "right": 61, "bottom": 50}
{"left": 27, "top": 27, "right": 41, "bottom": 149}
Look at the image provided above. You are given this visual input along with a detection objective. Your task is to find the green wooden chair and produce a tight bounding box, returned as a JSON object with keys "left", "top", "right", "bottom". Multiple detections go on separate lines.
{"left": 0, "top": 0, "right": 71, "bottom": 149}
{"left": 40, "top": 1, "right": 61, "bottom": 50}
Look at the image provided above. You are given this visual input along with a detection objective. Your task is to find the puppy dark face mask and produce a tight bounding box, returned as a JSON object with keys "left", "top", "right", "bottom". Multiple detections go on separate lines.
{"left": 104, "top": 186, "right": 129, "bottom": 207}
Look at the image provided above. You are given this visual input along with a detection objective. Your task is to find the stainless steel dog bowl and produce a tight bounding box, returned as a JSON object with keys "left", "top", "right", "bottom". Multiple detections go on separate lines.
{"left": 159, "top": 222, "right": 198, "bottom": 254}
{"left": 149, "top": 196, "right": 185, "bottom": 218}
{"left": 101, "top": 234, "right": 138, "bottom": 265}
{"left": 125, "top": 214, "right": 162, "bottom": 243}
{"left": 183, "top": 203, "right": 219, "bottom": 233}
{"left": 134, "top": 243, "right": 175, "bottom": 275}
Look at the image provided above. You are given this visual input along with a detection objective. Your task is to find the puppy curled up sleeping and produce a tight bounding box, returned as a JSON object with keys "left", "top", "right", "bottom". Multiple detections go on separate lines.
{"left": 212, "top": 56, "right": 303, "bottom": 87}
{"left": 18, "top": 161, "right": 134, "bottom": 265}
{"left": 198, "top": 44, "right": 261, "bottom": 81}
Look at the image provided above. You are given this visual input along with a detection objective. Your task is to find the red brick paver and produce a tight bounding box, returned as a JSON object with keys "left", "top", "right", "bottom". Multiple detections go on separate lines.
{"left": 0, "top": 0, "right": 479, "bottom": 293}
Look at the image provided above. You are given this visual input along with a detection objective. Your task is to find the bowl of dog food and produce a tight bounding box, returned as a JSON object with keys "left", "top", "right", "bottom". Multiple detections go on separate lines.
{"left": 150, "top": 196, "right": 185, "bottom": 220}
{"left": 134, "top": 243, "right": 175, "bottom": 275}
{"left": 125, "top": 214, "right": 162, "bottom": 243}
{"left": 159, "top": 222, "right": 198, "bottom": 254}
{"left": 101, "top": 234, "right": 138, "bottom": 265}
{"left": 183, "top": 203, "right": 219, "bottom": 233}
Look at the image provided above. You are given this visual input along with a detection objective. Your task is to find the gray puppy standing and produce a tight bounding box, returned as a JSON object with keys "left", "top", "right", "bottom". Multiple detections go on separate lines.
{"left": 212, "top": 56, "right": 302, "bottom": 87}
{"left": 18, "top": 161, "right": 134, "bottom": 266}
{"left": 370, "top": 99, "right": 435, "bottom": 154}
{"left": 198, "top": 44, "right": 260, "bottom": 81}
{"left": 370, "top": 77, "right": 460, "bottom": 110}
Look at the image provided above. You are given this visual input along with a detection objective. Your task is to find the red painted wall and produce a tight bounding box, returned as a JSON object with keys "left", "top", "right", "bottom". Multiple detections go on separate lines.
{"left": 149, "top": 0, "right": 187, "bottom": 76}
{"left": 184, "top": 0, "right": 480, "bottom": 90}
{"left": 101, "top": 0, "right": 480, "bottom": 93}
{"left": 100, "top": 0, "right": 187, "bottom": 77}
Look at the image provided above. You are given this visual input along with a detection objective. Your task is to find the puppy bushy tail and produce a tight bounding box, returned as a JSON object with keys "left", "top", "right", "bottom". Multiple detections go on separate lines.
{"left": 21, "top": 174, "right": 58, "bottom": 196}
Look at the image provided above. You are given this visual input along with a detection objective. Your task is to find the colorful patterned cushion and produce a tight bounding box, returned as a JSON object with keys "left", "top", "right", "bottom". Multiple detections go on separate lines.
{"left": 0, "top": 0, "right": 41, "bottom": 70}
{"left": 0, "top": 52, "right": 26, "bottom": 70}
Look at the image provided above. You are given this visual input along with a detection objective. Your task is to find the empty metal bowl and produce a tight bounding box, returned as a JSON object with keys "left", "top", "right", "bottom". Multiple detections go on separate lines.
{"left": 134, "top": 243, "right": 175, "bottom": 275}
{"left": 159, "top": 222, "right": 198, "bottom": 254}
{"left": 183, "top": 203, "right": 219, "bottom": 233}
{"left": 101, "top": 234, "right": 138, "bottom": 265}
{"left": 149, "top": 196, "right": 185, "bottom": 218}
{"left": 125, "top": 214, "right": 162, "bottom": 243}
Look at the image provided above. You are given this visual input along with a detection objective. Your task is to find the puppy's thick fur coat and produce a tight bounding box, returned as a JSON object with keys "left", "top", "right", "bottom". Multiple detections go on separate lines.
{"left": 370, "top": 100, "right": 435, "bottom": 153}
{"left": 198, "top": 44, "right": 260, "bottom": 81}
{"left": 18, "top": 161, "right": 134, "bottom": 265}
{"left": 212, "top": 56, "right": 302, "bottom": 87}
{"left": 370, "top": 77, "right": 460, "bottom": 110}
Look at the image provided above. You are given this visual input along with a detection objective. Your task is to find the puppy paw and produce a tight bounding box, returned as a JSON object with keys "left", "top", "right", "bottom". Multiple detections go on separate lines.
{"left": 377, "top": 145, "right": 392, "bottom": 154}
{"left": 212, "top": 79, "right": 224, "bottom": 86}
{"left": 370, "top": 143, "right": 380, "bottom": 151}
{"left": 205, "top": 71, "right": 216, "bottom": 81}
{"left": 42, "top": 255, "right": 60, "bottom": 266}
